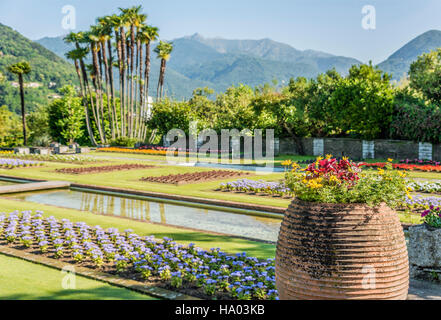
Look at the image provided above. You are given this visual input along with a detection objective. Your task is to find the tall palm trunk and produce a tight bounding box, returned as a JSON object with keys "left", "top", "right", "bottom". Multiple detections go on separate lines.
{"left": 107, "top": 38, "right": 120, "bottom": 138}
{"left": 91, "top": 42, "right": 105, "bottom": 144}
{"left": 101, "top": 41, "right": 116, "bottom": 140}
{"left": 18, "top": 74, "right": 27, "bottom": 146}
{"left": 120, "top": 27, "right": 127, "bottom": 137}
{"left": 74, "top": 59, "right": 97, "bottom": 146}
{"left": 97, "top": 49, "right": 107, "bottom": 141}
{"left": 141, "top": 41, "right": 151, "bottom": 141}
{"left": 129, "top": 25, "right": 136, "bottom": 138}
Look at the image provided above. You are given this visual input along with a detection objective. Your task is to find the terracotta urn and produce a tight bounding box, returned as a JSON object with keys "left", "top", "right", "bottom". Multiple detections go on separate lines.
{"left": 275, "top": 199, "right": 409, "bottom": 300}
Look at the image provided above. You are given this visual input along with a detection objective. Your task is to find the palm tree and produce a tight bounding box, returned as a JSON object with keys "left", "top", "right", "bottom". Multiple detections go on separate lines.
{"left": 138, "top": 25, "right": 158, "bottom": 139}
{"left": 119, "top": 5, "right": 146, "bottom": 137}
{"left": 8, "top": 61, "right": 31, "bottom": 145}
{"left": 96, "top": 18, "right": 117, "bottom": 139}
{"left": 65, "top": 48, "right": 97, "bottom": 146}
{"left": 62, "top": 7, "right": 160, "bottom": 143}
{"left": 86, "top": 28, "right": 107, "bottom": 144}
{"left": 154, "top": 41, "right": 173, "bottom": 100}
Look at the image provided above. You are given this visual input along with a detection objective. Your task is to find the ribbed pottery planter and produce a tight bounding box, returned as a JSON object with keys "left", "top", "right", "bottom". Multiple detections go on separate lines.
{"left": 275, "top": 199, "right": 409, "bottom": 300}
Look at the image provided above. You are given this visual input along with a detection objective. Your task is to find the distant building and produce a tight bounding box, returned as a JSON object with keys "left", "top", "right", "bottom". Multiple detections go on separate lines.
{"left": 10, "top": 82, "right": 42, "bottom": 88}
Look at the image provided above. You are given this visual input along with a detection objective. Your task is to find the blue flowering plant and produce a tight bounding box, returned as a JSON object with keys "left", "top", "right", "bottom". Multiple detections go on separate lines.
{"left": 0, "top": 210, "right": 279, "bottom": 300}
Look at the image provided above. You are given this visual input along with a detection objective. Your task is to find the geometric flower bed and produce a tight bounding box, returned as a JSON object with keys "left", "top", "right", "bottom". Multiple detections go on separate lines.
{"left": 55, "top": 164, "right": 155, "bottom": 175}
{"left": 0, "top": 153, "right": 98, "bottom": 164}
{"left": 361, "top": 162, "right": 441, "bottom": 172}
{"left": 140, "top": 170, "right": 251, "bottom": 185}
{"left": 98, "top": 147, "right": 171, "bottom": 156}
{"left": 0, "top": 158, "right": 42, "bottom": 169}
{"left": 219, "top": 179, "right": 293, "bottom": 198}
{"left": 0, "top": 211, "right": 278, "bottom": 300}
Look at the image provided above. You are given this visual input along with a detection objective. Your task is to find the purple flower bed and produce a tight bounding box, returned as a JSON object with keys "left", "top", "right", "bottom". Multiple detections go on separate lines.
{"left": 220, "top": 179, "right": 292, "bottom": 197}
{"left": 0, "top": 158, "right": 41, "bottom": 169}
{"left": 403, "top": 195, "right": 441, "bottom": 209}
{"left": 0, "top": 211, "right": 278, "bottom": 300}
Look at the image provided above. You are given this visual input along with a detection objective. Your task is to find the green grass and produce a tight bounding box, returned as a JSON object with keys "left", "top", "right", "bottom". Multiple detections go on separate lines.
{"left": 0, "top": 160, "right": 291, "bottom": 208}
{"left": 0, "top": 198, "right": 276, "bottom": 259}
{"left": 0, "top": 254, "right": 157, "bottom": 300}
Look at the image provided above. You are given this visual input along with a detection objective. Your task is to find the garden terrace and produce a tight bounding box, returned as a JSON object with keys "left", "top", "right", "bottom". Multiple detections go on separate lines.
{"left": 55, "top": 164, "right": 155, "bottom": 175}
{"left": 0, "top": 211, "right": 278, "bottom": 300}
{"left": 140, "top": 170, "right": 251, "bottom": 185}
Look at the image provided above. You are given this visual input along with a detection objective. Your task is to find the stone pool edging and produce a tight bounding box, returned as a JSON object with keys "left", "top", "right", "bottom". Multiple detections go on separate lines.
{"left": 0, "top": 174, "right": 286, "bottom": 214}
{"left": 0, "top": 245, "right": 200, "bottom": 300}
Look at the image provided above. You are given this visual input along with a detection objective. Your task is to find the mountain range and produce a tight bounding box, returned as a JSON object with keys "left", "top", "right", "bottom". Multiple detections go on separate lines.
{"left": 36, "top": 32, "right": 362, "bottom": 99}
{"left": 36, "top": 30, "right": 441, "bottom": 98}
{"left": 2, "top": 21, "right": 441, "bottom": 103}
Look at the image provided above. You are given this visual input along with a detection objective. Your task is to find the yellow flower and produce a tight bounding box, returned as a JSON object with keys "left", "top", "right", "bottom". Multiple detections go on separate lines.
{"left": 377, "top": 168, "right": 385, "bottom": 176}
{"left": 281, "top": 160, "right": 292, "bottom": 166}
{"left": 398, "top": 171, "right": 407, "bottom": 178}
{"left": 342, "top": 156, "right": 349, "bottom": 161}
{"left": 329, "top": 175, "right": 339, "bottom": 184}
{"left": 325, "top": 154, "right": 333, "bottom": 160}
{"left": 388, "top": 158, "right": 394, "bottom": 163}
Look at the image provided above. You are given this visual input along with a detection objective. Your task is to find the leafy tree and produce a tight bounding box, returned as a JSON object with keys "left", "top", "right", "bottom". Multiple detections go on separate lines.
{"left": 27, "top": 105, "right": 52, "bottom": 146}
{"left": 48, "top": 86, "right": 85, "bottom": 144}
{"left": 147, "top": 98, "right": 193, "bottom": 137}
{"left": 0, "top": 105, "right": 22, "bottom": 147}
{"left": 328, "top": 63, "right": 395, "bottom": 139}
{"left": 214, "top": 84, "right": 256, "bottom": 132}
{"left": 8, "top": 61, "right": 31, "bottom": 145}
{"left": 390, "top": 89, "right": 441, "bottom": 143}
{"left": 409, "top": 48, "right": 441, "bottom": 105}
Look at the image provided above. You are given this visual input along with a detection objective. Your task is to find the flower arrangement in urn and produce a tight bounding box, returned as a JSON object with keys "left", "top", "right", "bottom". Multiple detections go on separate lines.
{"left": 285, "top": 156, "right": 409, "bottom": 206}
{"left": 276, "top": 156, "right": 410, "bottom": 300}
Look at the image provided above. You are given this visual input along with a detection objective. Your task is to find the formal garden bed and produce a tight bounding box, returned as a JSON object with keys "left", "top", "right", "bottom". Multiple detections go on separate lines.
{"left": 140, "top": 170, "right": 251, "bottom": 185}
{"left": 55, "top": 164, "right": 155, "bottom": 175}
{"left": 0, "top": 211, "right": 278, "bottom": 300}
{"left": 0, "top": 158, "right": 43, "bottom": 169}
{"left": 218, "top": 179, "right": 292, "bottom": 198}
{"left": 0, "top": 152, "right": 98, "bottom": 165}
{"left": 408, "top": 181, "right": 441, "bottom": 195}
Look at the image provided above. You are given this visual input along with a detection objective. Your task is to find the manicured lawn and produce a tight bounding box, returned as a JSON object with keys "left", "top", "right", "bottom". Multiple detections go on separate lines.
{"left": 0, "top": 160, "right": 290, "bottom": 208}
{"left": 0, "top": 198, "right": 276, "bottom": 259}
{"left": 0, "top": 254, "right": 156, "bottom": 300}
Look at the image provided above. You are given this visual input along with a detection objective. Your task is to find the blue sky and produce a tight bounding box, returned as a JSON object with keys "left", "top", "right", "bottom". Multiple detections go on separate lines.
{"left": 0, "top": 0, "right": 440, "bottom": 63}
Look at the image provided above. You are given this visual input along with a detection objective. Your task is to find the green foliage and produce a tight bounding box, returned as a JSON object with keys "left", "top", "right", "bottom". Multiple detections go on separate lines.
{"left": 0, "top": 105, "right": 22, "bottom": 147}
{"left": 390, "top": 89, "right": 441, "bottom": 143}
{"left": 0, "top": 23, "right": 77, "bottom": 114}
{"left": 109, "top": 137, "right": 139, "bottom": 148}
{"left": 409, "top": 48, "right": 441, "bottom": 104}
{"left": 27, "top": 105, "right": 52, "bottom": 146}
{"left": 148, "top": 98, "right": 194, "bottom": 136}
{"left": 48, "top": 86, "right": 85, "bottom": 144}
{"left": 327, "top": 63, "right": 395, "bottom": 139}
